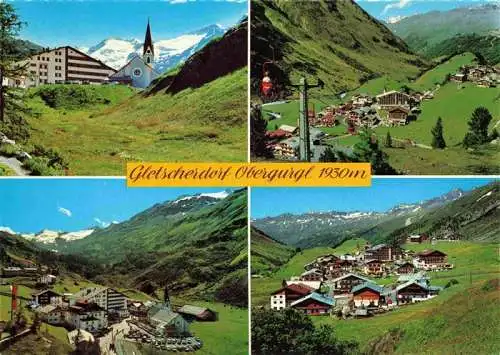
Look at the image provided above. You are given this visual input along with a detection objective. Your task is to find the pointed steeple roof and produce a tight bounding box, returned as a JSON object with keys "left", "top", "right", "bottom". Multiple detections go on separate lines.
{"left": 143, "top": 18, "right": 154, "bottom": 56}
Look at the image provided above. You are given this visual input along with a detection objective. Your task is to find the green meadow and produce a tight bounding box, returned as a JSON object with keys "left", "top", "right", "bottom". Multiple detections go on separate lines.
{"left": 22, "top": 69, "right": 247, "bottom": 175}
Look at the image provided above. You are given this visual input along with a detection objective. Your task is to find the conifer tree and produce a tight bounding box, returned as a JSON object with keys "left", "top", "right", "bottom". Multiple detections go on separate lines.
{"left": 385, "top": 131, "right": 392, "bottom": 148}
{"left": 431, "top": 117, "right": 446, "bottom": 149}
{"left": 463, "top": 107, "right": 492, "bottom": 148}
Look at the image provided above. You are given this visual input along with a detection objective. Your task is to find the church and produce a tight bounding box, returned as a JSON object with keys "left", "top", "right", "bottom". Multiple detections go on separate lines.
{"left": 109, "top": 20, "right": 160, "bottom": 89}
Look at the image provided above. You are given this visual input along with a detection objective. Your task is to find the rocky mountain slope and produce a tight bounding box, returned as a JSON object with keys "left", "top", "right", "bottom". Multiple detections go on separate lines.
{"left": 83, "top": 24, "right": 226, "bottom": 73}
{"left": 147, "top": 19, "right": 248, "bottom": 95}
{"left": 252, "top": 188, "right": 470, "bottom": 248}
{"left": 251, "top": 0, "right": 425, "bottom": 94}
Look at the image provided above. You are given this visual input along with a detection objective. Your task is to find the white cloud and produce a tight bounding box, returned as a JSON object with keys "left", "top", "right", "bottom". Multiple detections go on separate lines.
{"left": 58, "top": 207, "right": 72, "bottom": 217}
{"left": 382, "top": 0, "right": 412, "bottom": 14}
{"left": 94, "top": 218, "right": 111, "bottom": 228}
{"left": 387, "top": 15, "right": 407, "bottom": 23}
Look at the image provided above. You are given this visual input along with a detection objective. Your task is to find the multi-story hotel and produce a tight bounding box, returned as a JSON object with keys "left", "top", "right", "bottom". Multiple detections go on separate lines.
{"left": 19, "top": 46, "right": 116, "bottom": 87}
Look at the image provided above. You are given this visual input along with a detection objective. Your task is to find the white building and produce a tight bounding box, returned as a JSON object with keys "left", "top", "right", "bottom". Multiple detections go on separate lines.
{"left": 109, "top": 20, "right": 160, "bottom": 88}
{"left": 72, "top": 287, "right": 128, "bottom": 317}
{"left": 66, "top": 302, "right": 108, "bottom": 333}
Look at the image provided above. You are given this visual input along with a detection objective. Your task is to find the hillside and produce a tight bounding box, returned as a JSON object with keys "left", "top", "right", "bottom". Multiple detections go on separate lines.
{"left": 148, "top": 19, "right": 247, "bottom": 95}
{"left": 45, "top": 189, "right": 249, "bottom": 306}
{"left": 250, "top": 227, "right": 295, "bottom": 275}
{"left": 251, "top": 0, "right": 425, "bottom": 94}
{"left": 388, "top": 4, "right": 500, "bottom": 61}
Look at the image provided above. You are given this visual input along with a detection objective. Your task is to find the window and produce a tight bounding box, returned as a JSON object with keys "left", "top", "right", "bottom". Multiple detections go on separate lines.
{"left": 133, "top": 68, "right": 142, "bottom": 77}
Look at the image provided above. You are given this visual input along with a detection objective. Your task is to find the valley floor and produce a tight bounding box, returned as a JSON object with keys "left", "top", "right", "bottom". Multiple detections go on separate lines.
{"left": 18, "top": 69, "right": 247, "bottom": 175}
{"left": 251, "top": 240, "right": 500, "bottom": 353}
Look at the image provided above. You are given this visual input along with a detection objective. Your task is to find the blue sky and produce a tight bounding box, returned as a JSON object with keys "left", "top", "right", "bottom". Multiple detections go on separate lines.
{"left": 8, "top": 0, "right": 247, "bottom": 47}
{"left": 251, "top": 178, "right": 496, "bottom": 218}
{"left": 355, "top": 0, "right": 497, "bottom": 22}
{"left": 0, "top": 179, "right": 233, "bottom": 233}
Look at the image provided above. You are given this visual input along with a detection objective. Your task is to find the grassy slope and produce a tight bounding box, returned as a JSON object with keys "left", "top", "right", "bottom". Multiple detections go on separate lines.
{"left": 253, "top": 0, "right": 423, "bottom": 93}
{"left": 251, "top": 227, "right": 296, "bottom": 275}
{"left": 26, "top": 69, "right": 247, "bottom": 175}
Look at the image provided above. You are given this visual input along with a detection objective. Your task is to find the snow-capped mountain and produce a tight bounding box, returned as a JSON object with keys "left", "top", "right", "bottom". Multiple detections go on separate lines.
{"left": 16, "top": 229, "right": 95, "bottom": 244}
{"left": 84, "top": 24, "right": 226, "bottom": 73}
{"left": 253, "top": 189, "right": 467, "bottom": 248}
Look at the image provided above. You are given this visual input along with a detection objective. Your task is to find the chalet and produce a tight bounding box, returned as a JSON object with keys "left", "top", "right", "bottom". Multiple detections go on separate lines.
{"left": 270, "top": 283, "right": 314, "bottom": 310}
{"left": 328, "top": 273, "right": 372, "bottom": 295}
{"left": 387, "top": 106, "right": 409, "bottom": 126}
{"left": 451, "top": 73, "right": 466, "bottom": 82}
{"left": 72, "top": 287, "right": 128, "bottom": 318}
{"left": 66, "top": 302, "right": 108, "bottom": 333}
{"left": 148, "top": 306, "right": 190, "bottom": 337}
{"left": 376, "top": 91, "right": 411, "bottom": 109}
{"left": 278, "top": 125, "right": 298, "bottom": 135}
{"left": 36, "top": 304, "right": 65, "bottom": 325}
{"left": 363, "top": 259, "right": 383, "bottom": 275}
{"left": 406, "top": 234, "right": 427, "bottom": 244}
{"left": 266, "top": 129, "right": 292, "bottom": 141}
{"left": 300, "top": 268, "right": 323, "bottom": 282}
{"left": 396, "top": 281, "right": 430, "bottom": 304}
{"left": 286, "top": 280, "right": 321, "bottom": 291}
{"left": 128, "top": 301, "right": 149, "bottom": 320}
{"left": 365, "top": 244, "right": 402, "bottom": 262}
{"left": 177, "top": 305, "right": 217, "bottom": 322}
{"left": 415, "top": 250, "right": 447, "bottom": 269}
{"left": 352, "top": 282, "right": 383, "bottom": 308}
{"left": 351, "top": 94, "right": 373, "bottom": 108}
{"left": 274, "top": 137, "right": 299, "bottom": 159}
{"left": 32, "top": 289, "right": 61, "bottom": 306}
{"left": 38, "top": 274, "right": 57, "bottom": 285}
{"left": 290, "top": 292, "right": 335, "bottom": 316}
{"left": 395, "top": 262, "right": 415, "bottom": 275}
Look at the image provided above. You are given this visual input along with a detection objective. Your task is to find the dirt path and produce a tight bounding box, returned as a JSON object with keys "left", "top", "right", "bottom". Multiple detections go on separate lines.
{"left": 0, "top": 156, "right": 29, "bottom": 176}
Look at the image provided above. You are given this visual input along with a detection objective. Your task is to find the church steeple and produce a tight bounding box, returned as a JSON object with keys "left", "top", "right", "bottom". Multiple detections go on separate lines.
{"left": 143, "top": 18, "right": 154, "bottom": 65}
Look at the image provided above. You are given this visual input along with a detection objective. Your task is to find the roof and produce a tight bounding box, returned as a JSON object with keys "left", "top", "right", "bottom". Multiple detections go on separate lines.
{"left": 367, "top": 243, "right": 387, "bottom": 251}
{"left": 150, "top": 308, "right": 181, "bottom": 325}
{"left": 73, "top": 287, "right": 107, "bottom": 300}
{"left": 286, "top": 280, "right": 322, "bottom": 291}
{"left": 70, "top": 302, "right": 105, "bottom": 314}
{"left": 33, "top": 289, "right": 61, "bottom": 297}
{"left": 279, "top": 124, "right": 298, "bottom": 133}
{"left": 143, "top": 19, "right": 154, "bottom": 56}
{"left": 110, "top": 54, "right": 160, "bottom": 77}
{"left": 178, "top": 305, "right": 213, "bottom": 317}
{"left": 301, "top": 268, "right": 322, "bottom": 277}
{"left": 37, "top": 304, "right": 58, "bottom": 314}
{"left": 417, "top": 249, "right": 447, "bottom": 257}
{"left": 352, "top": 282, "right": 384, "bottom": 295}
{"left": 364, "top": 259, "right": 380, "bottom": 265}
{"left": 290, "top": 292, "right": 335, "bottom": 307}
{"left": 68, "top": 329, "right": 94, "bottom": 345}
{"left": 330, "top": 273, "right": 372, "bottom": 283}
{"left": 280, "top": 136, "right": 300, "bottom": 149}
{"left": 397, "top": 271, "right": 428, "bottom": 283}
{"left": 376, "top": 90, "right": 410, "bottom": 98}
{"left": 396, "top": 280, "right": 429, "bottom": 292}
{"left": 272, "top": 283, "right": 314, "bottom": 296}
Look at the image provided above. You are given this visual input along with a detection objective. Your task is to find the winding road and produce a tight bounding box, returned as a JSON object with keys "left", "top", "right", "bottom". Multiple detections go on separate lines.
{"left": 0, "top": 156, "right": 29, "bottom": 176}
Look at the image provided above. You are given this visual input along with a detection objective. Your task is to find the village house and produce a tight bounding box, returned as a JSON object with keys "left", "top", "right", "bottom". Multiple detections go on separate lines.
{"left": 376, "top": 90, "right": 411, "bottom": 109}
{"left": 406, "top": 234, "right": 428, "bottom": 244}
{"left": 273, "top": 137, "right": 299, "bottom": 159}
{"left": 300, "top": 268, "right": 324, "bottom": 282}
{"left": 351, "top": 282, "right": 384, "bottom": 308}
{"left": 128, "top": 301, "right": 149, "bottom": 320}
{"left": 66, "top": 301, "right": 108, "bottom": 333}
{"left": 32, "top": 289, "right": 62, "bottom": 306}
{"left": 36, "top": 304, "right": 65, "bottom": 325}
{"left": 278, "top": 125, "right": 299, "bottom": 135}
{"left": 397, "top": 271, "right": 429, "bottom": 285}
{"left": 289, "top": 292, "right": 335, "bottom": 316}
{"left": 72, "top": 287, "right": 128, "bottom": 318}
{"left": 38, "top": 274, "right": 57, "bottom": 285}
{"left": 351, "top": 94, "right": 373, "bottom": 108}
{"left": 387, "top": 106, "right": 410, "bottom": 126}
{"left": 266, "top": 129, "right": 292, "bottom": 141}
{"left": 395, "top": 262, "right": 415, "bottom": 275}
{"left": 365, "top": 244, "right": 402, "bottom": 262}
{"left": 328, "top": 273, "right": 372, "bottom": 295}
{"left": 270, "top": 283, "right": 314, "bottom": 310}
{"left": 451, "top": 73, "right": 466, "bottom": 82}
{"left": 177, "top": 305, "right": 217, "bottom": 322}
{"left": 415, "top": 250, "right": 448, "bottom": 269}
{"left": 363, "top": 259, "right": 383, "bottom": 275}
{"left": 395, "top": 280, "right": 441, "bottom": 305}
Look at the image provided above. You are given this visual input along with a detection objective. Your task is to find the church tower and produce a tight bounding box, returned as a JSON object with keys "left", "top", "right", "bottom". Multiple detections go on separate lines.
{"left": 143, "top": 19, "right": 154, "bottom": 65}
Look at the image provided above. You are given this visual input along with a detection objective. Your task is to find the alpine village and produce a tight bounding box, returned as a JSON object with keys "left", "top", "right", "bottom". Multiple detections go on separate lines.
{"left": 251, "top": 181, "right": 499, "bottom": 354}
{"left": 0, "top": 189, "right": 248, "bottom": 354}
{"left": 250, "top": 0, "right": 500, "bottom": 175}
